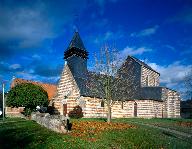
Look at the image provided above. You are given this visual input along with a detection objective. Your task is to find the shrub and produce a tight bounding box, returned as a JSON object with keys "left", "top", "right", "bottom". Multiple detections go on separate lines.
{"left": 68, "top": 105, "right": 83, "bottom": 119}
{"left": 7, "top": 83, "right": 48, "bottom": 116}
{"left": 47, "top": 106, "right": 55, "bottom": 115}
{"left": 22, "top": 108, "right": 33, "bottom": 116}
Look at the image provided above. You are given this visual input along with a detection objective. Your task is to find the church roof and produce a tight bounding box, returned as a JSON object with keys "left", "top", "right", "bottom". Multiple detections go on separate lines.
{"left": 140, "top": 86, "right": 163, "bottom": 100}
{"left": 128, "top": 56, "right": 160, "bottom": 75}
{"left": 75, "top": 71, "right": 138, "bottom": 100}
{"left": 64, "top": 31, "right": 88, "bottom": 59}
{"left": 11, "top": 78, "right": 57, "bottom": 100}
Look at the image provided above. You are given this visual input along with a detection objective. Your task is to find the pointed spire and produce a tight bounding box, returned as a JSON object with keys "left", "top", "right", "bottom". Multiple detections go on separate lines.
{"left": 64, "top": 31, "right": 88, "bottom": 59}
{"left": 67, "top": 31, "right": 86, "bottom": 51}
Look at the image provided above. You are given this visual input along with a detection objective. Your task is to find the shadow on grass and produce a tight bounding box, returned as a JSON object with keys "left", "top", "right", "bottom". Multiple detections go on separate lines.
{"left": 0, "top": 121, "right": 49, "bottom": 149}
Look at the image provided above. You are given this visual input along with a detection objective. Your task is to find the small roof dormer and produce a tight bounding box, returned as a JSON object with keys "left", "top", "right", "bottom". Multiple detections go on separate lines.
{"left": 64, "top": 31, "right": 88, "bottom": 59}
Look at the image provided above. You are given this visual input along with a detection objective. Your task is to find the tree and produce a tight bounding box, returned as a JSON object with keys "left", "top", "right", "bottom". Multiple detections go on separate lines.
{"left": 184, "top": 67, "right": 192, "bottom": 100}
{"left": 86, "top": 45, "right": 138, "bottom": 122}
{"left": 7, "top": 83, "right": 48, "bottom": 115}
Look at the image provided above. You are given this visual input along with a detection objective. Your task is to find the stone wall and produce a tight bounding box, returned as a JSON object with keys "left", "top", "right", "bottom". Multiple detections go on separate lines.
{"left": 84, "top": 98, "right": 164, "bottom": 118}
{"left": 141, "top": 66, "right": 160, "bottom": 87}
{"left": 162, "top": 88, "right": 180, "bottom": 118}
{"left": 82, "top": 97, "right": 107, "bottom": 118}
{"left": 53, "top": 87, "right": 180, "bottom": 119}
{"left": 31, "top": 112, "right": 69, "bottom": 133}
{"left": 51, "top": 58, "right": 180, "bottom": 119}
{"left": 135, "top": 100, "right": 163, "bottom": 118}
{"left": 64, "top": 97, "right": 164, "bottom": 118}
{"left": 5, "top": 107, "right": 25, "bottom": 117}
{"left": 52, "top": 64, "right": 80, "bottom": 115}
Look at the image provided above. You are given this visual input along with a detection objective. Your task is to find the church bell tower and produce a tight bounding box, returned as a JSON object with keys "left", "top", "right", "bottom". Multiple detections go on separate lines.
{"left": 64, "top": 31, "right": 88, "bottom": 77}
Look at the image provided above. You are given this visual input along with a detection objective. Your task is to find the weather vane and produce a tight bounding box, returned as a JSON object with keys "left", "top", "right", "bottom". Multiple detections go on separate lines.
{"left": 74, "top": 13, "right": 79, "bottom": 32}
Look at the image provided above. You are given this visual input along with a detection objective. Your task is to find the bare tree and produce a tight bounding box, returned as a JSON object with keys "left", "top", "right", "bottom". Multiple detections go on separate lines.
{"left": 184, "top": 67, "right": 192, "bottom": 100}
{"left": 85, "top": 45, "right": 138, "bottom": 122}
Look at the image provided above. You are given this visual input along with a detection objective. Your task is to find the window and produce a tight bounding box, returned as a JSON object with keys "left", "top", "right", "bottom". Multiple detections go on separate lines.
{"left": 101, "top": 100, "right": 104, "bottom": 107}
{"left": 146, "top": 75, "right": 149, "bottom": 86}
{"left": 154, "top": 78, "right": 156, "bottom": 86}
{"left": 121, "top": 102, "right": 124, "bottom": 109}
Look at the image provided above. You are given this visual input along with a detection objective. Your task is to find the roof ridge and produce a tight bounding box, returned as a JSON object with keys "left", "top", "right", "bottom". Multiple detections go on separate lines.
{"left": 14, "top": 78, "right": 56, "bottom": 86}
{"left": 128, "top": 55, "right": 160, "bottom": 75}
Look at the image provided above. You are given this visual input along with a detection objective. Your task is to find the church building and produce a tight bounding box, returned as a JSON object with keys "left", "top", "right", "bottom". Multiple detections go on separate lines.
{"left": 11, "top": 31, "right": 181, "bottom": 118}
{"left": 51, "top": 31, "right": 180, "bottom": 118}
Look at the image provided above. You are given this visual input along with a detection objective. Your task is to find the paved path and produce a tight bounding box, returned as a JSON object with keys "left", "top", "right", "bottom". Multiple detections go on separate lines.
{"left": 129, "top": 121, "right": 192, "bottom": 139}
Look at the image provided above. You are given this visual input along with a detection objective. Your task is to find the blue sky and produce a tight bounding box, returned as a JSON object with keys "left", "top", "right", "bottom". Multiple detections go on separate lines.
{"left": 0, "top": 0, "right": 192, "bottom": 98}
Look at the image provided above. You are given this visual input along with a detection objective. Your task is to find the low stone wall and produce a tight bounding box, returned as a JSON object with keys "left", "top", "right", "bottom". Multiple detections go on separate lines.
{"left": 31, "top": 112, "right": 69, "bottom": 133}
{"left": 6, "top": 107, "right": 25, "bottom": 118}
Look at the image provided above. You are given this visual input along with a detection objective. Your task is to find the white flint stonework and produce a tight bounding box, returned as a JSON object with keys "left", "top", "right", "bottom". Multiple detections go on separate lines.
{"left": 31, "top": 112, "right": 69, "bottom": 133}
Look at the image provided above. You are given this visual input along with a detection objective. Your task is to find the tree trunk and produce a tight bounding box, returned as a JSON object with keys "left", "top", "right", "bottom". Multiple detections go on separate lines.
{"left": 107, "top": 105, "right": 111, "bottom": 123}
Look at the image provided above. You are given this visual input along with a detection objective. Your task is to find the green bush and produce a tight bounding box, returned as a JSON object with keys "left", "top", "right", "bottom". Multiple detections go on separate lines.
{"left": 7, "top": 83, "right": 48, "bottom": 115}
{"left": 22, "top": 108, "right": 33, "bottom": 116}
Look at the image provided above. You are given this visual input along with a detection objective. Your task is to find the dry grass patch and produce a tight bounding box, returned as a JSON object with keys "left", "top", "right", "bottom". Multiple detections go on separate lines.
{"left": 176, "top": 121, "right": 192, "bottom": 127}
{"left": 69, "top": 121, "right": 135, "bottom": 141}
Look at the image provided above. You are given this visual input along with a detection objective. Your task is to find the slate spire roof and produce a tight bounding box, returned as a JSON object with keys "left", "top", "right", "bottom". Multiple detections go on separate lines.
{"left": 64, "top": 31, "right": 88, "bottom": 59}
{"left": 68, "top": 31, "right": 86, "bottom": 50}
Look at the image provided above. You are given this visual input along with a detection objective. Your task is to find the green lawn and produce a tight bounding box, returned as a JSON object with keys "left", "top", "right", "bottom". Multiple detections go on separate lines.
{"left": 0, "top": 118, "right": 191, "bottom": 149}
{"left": 115, "top": 118, "right": 192, "bottom": 134}
{"left": 113, "top": 118, "right": 192, "bottom": 135}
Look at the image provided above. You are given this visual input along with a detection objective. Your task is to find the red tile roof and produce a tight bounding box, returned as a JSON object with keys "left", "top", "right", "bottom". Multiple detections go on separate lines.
{"left": 11, "top": 78, "right": 57, "bottom": 100}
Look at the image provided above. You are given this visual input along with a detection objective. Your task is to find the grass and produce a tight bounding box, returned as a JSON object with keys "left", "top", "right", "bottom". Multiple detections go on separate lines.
{"left": 113, "top": 118, "right": 192, "bottom": 135}
{"left": 0, "top": 117, "right": 191, "bottom": 149}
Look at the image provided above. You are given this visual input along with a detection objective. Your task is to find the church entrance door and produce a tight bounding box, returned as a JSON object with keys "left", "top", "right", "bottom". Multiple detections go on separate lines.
{"left": 63, "top": 104, "right": 67, "bottom": 116}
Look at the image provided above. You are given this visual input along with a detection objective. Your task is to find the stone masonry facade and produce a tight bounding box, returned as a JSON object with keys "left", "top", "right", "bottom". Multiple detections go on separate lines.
{"left": 52, "top": 62, "right": 180, "bottom": 118}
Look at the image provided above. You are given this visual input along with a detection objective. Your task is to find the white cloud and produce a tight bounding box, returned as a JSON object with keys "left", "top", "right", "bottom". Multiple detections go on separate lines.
{"left": 16, "top": 71, "right": 38, "bottom": 81}
{"left": 131, "top": 25, "right": 159, "bottom": 37}
{"left": 0, "top": 6, "right": 55, "bottom": 48}
{"left": 16, "top": 71, "right": 59, "bottom": 84}
{"left": 104, "top": 31, "right": 113, "bottom": 40}
{"left": 147, "top": 61, "right": 192, "bottom": 89}
{"left": 121, "top": 46, "right": 152, "bottom": 56}
{"left": 164, "top": 45, "right": 175, "bottom": 51}
{"left": 0, "top": 0, "right": 87, "bottom": 49}
{"left": 9, "top": 64, "right": 21, "bottom": 70}
{"left": 93, "top": 30, "right": 124, "bottom": 44}
{"left": 32, "top": 54, "right": 41, "bottom": 60}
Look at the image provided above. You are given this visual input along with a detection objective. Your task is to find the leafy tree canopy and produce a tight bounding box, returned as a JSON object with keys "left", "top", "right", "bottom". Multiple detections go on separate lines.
{"left": 7, "top": 83, "right": 48, "bottom": 110}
